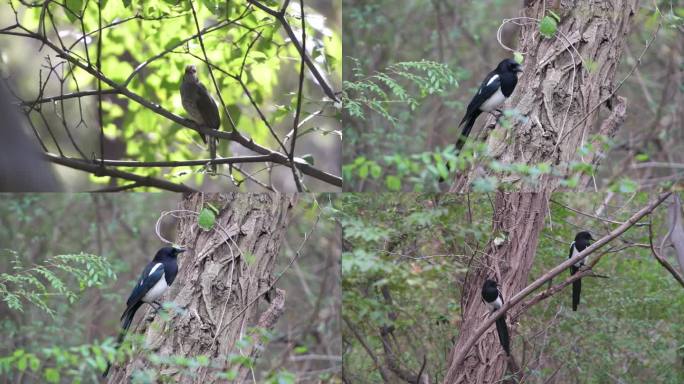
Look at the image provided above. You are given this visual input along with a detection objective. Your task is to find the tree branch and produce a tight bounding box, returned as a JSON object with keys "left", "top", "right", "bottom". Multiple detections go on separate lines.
{"left": 43, "top": 153, "right": 196, "bottom": 192}
{"left": 247, "top": 0, "right": 339, "bottom": 102}
{"left": 450, "top": 192, "right": 671, "bottom": 369}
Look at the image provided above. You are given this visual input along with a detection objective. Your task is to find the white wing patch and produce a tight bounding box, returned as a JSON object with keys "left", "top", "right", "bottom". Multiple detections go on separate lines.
{"left": 485, "top": 74, "right": 499, "bottom": 87}
{"left": 149, "top": 263, "right": 163, "bottom": 276}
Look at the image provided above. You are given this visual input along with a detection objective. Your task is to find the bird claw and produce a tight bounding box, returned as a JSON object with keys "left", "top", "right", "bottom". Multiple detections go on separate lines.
{"left": 489, "top": 109, "right": 504, "bottom": 121}
{"left": 151, "top": 301, "right": 163, "bottom": 312}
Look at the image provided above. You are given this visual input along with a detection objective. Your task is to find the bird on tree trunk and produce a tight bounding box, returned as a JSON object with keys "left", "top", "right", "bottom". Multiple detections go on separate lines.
{"left": 180, "top": 64, "right": 221, "bottom": 173}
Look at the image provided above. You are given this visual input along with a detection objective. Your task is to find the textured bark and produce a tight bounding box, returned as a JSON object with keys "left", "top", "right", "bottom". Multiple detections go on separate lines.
{"left": 107, "top": 192, "right": 296, "bottom": 383}
{"left": 444, "top": 192, "right": 549, "bottom": 383}
{"left": 449, "top": 0, "right": 638, "bottom": 192}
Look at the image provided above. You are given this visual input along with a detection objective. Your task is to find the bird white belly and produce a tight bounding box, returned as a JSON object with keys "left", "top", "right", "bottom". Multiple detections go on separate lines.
{"left": 142, "top": 274, "right": 168, "bottom": 303}
{"left": 487, "top": 296, "right": 502, "bottom": 312}
{"left": 480, "top": 89, "right": 506, "bottom": 112}
{"left": 571, "top": 245, "right": 583, "bottom": 267}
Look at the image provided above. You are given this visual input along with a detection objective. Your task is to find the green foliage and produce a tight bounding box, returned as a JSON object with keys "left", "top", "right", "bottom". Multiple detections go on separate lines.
{"left": 338, "top": 193, "right": 493, "bottom": 381}
{"left": 539, "top": 15, "right": 558, "bottom": 38}
{"left": 6, "top": 0, "right": 341, "bottom": 189}
{"left": 0, "top": 250, "right": 115, "bottom": 317}
{"left": 197, "top": 207, "right": 216, "bottom": 230}
{"left": 0, "top": 338, "right": 123, "bottom": 383}
{"left": 344, "top": 59, "right": 457, "bottom": 126}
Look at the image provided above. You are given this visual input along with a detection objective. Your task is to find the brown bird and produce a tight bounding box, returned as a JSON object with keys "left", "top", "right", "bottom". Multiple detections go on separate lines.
{"left": 180, "top": 65, "right": 221, "bottom": 172}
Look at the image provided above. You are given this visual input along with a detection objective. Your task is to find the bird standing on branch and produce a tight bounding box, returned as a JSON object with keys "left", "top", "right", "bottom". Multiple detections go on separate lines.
{"left": 440, "top": 58, "right": 522, "bottom": 182}
{"left": 456, "top": 58, "right": 522, "bottom": 151}
{"left": 481, "top": 279, "right": 510, "bottom": 355}
{"left": 103, "top": 246, "right": 184, "bottom": 377}
{"left": 569, "top": 231, "right": 594, "bottom": 311}
{"left": 181, "top": 65, "right": 221, "bottom": 172}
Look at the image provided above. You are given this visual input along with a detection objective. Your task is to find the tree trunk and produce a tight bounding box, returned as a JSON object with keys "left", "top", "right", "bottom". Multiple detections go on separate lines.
{"left": 449, "top": 0, "right": 638, "bottom": 192}
{"left": 444, "top": 192, "right": 549, "bottom": 383}
{"left": 107, "top": 192, "right": 296, "bottom": 383}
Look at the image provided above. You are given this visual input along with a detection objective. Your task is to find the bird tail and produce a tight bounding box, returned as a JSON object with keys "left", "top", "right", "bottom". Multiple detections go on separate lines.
{"left": 455, "top": 114, "right": 477, "bottom": 152}
{"left": 103, "top": 301, "right": 143, "bottom": 378}
{"left": 438, "top": 113, "right": 479, "bottom": 183}
{"left": 209, "top": 137, "right": 217, "bottom": 173}
{"left": 572, "top": 278, "right": 581, "bottom": 311}
{"left": 570, "top": 266, "right": 581, "bottom": 311}
{"left": 495, "top": 316, "right": 510, "bottom": 355}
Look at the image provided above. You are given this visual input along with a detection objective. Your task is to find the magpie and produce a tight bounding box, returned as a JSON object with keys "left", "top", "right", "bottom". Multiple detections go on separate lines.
{"left": 103, "top": 246, "right": 184, "bottom": 377}
{"left": 481, "top": 279, "right": 510, "bottom": 355}
{"left": 569, "top": 231, "right": 594, "bottom": 311}
{"left": 440, "top": 59, "right": 522, "bottom": 181}
{"left": 457, "top": 58, "right": 523, "bottom": 150}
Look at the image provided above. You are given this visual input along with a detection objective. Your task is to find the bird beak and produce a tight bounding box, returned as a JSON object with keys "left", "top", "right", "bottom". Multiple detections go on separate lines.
{"left": 514, "top": 64, "right": 523, "bottom": 73}
{"left": 176, "top": 248, "right": 186, "bottom": 253}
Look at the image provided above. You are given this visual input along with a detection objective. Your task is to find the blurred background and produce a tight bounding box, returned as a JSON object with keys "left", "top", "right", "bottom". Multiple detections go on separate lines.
{"left": 0, "top": 193, "right": 340, "bottom": 382}
{"left": 0, "top": 0, "right": 341, "bottom": 192}
{"left": 343, "top": 0, "right": 683, "bottom": 192}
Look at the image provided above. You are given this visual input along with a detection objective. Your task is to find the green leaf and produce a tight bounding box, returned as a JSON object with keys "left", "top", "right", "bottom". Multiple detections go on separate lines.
{"left": 45, "top": 368, "right": 59, "bottom": 383}
{"left": 64, "top": 0, "right": 84, "bottom": 22}
{"left": 300, "top": 154, "right": 315, "bottom": 166}
{"left": 539, "top": 16, "right": 558, "bottom": 38}
{"left": 369, "top": 163, "right": 382, "bottom": 179}
{"left": 634, "top": 153, "right": 649, "bottom": 162}
{"left": 198, "top": 208, "right": 216, "bottom": 231}
{"left": 513, "top": 51, "right": 524, "bottom": 64}
{"left": 617, "top": 178, "right": 638, "bottom": 193}
{"left": 244, "top": 252, "right": 256, "bottom": 265}
{"left": 29, "top": 356, "right": 40, "bottom": 372}
{"left": 164, "top": 37, "right": 182, "bottom": 51}
{"left": 293, "top": 345, "right": 308, "bottom": 354}
{"left": 358, "top": 163, "right": 369, "bottom": 179}
{"left": 16, "top": 356, "right": 27, "bottom": 371}
{"left": 385, "top": 175, "right": 401, "bottom": 191}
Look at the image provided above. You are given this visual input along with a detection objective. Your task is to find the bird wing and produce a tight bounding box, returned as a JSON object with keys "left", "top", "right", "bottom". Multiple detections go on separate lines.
{"left": 568, "top": 241, "right": 575, "bottom": 259}
{"left": 195, "top": 83, "right": 221, "bottom": 129}
{"left": 126, "top": 262, "right": 165, "bottom": 308}
{"left": 460, "top": 70, "right": 501, "bottom": 126}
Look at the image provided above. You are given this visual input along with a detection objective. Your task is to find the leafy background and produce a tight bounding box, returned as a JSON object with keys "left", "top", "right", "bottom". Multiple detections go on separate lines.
{"left": 0, "top": 0, "right": 341, "bottom": 191}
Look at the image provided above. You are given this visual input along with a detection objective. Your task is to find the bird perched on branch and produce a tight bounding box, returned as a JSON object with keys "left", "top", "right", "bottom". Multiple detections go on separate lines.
{"left": 481, "top": 279, "right": 510, "bottom": 355}
{"left": 103, "top": 246, "right": 184, "bottom": 377}
{"left": 180, "top": 65, "right": 221, "bottom": 172}
{"left": 440, "top": 58, "right": 523, "bottom": 182}
{"left": 569, "top": 231, "right": 594, "bottom": 311}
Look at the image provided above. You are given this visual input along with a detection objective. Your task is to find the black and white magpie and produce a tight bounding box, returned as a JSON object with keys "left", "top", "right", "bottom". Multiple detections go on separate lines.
{"left": 440, "top": 58, "right": 523, "bottom": 181}
{"left": 481, "top": 279, "right": 510, "bottom": 355}
{"left": 569, "top": 231, "right": 593, "bottom": 311}
{"left": 456, "top": 58, "right": 523, "bottom": 151}
{"left": 103, "top": 246, "right": 184, "bottom": 377}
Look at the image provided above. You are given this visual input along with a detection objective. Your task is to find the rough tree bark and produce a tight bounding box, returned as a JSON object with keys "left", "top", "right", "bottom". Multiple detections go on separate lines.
{"left": 444, "top": 192, "right": 549, "bottom": 383}
{"left": 449, "top": 0, "right": 639, "bottom": 192}
{"left": 107, "top": 192, "right": 296, "bottom": 383}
